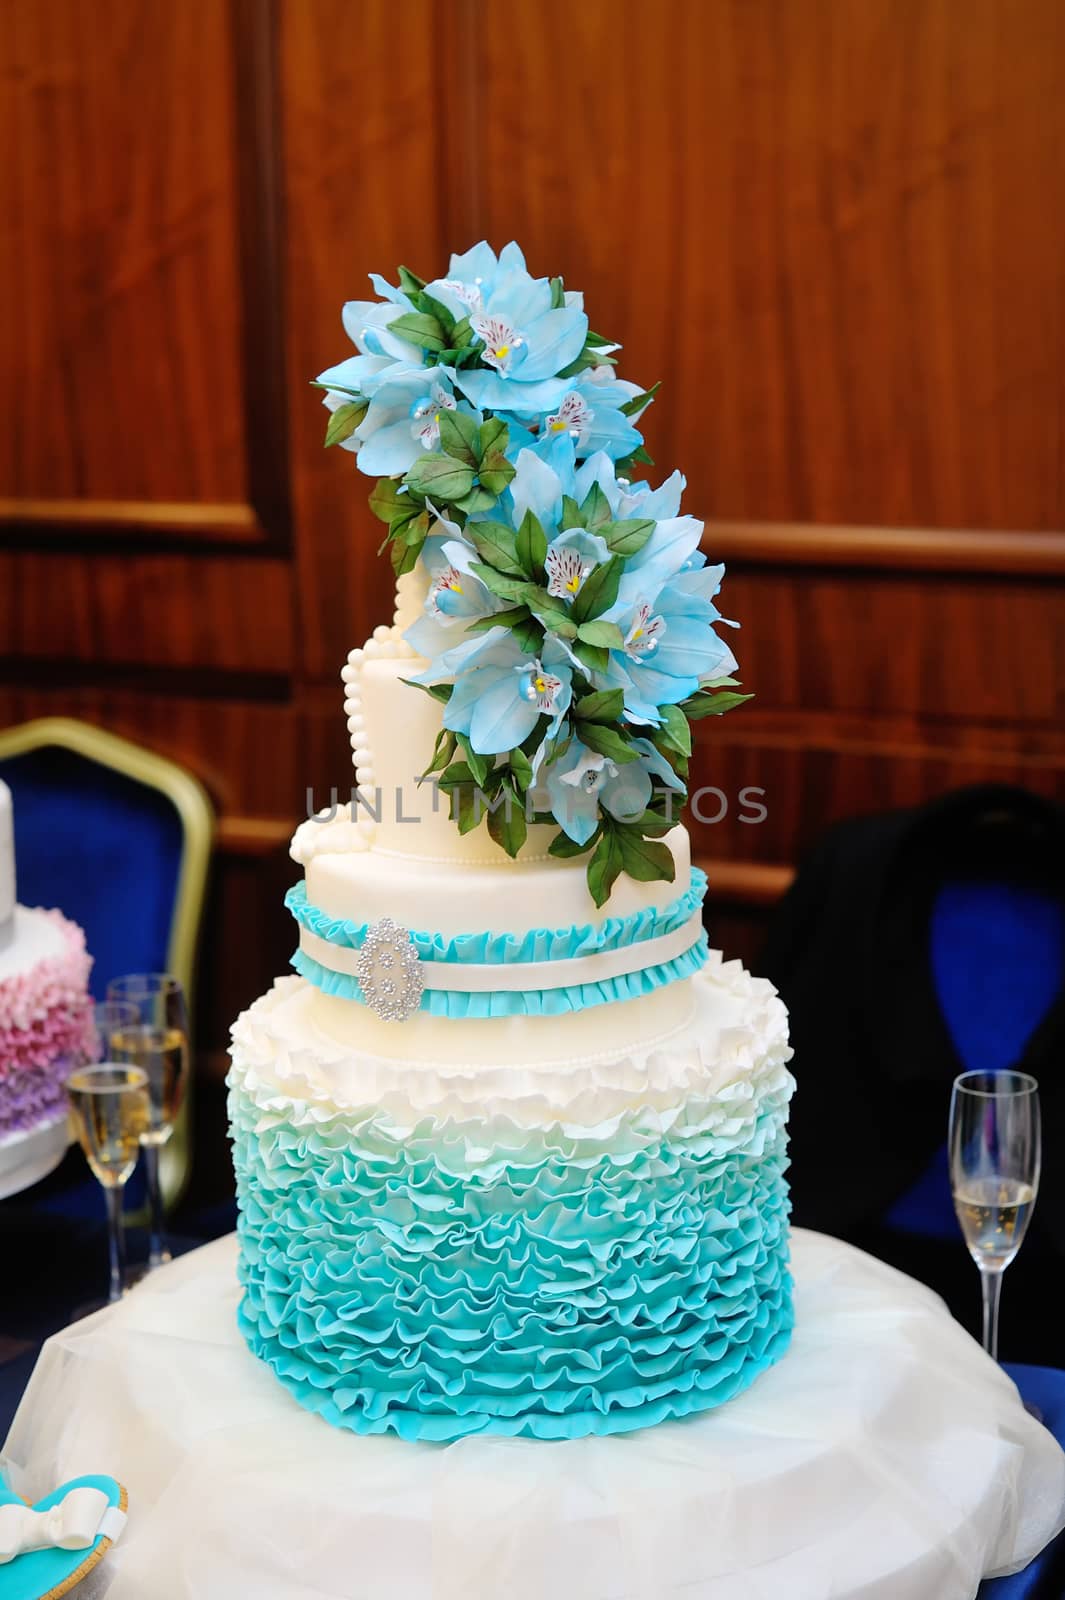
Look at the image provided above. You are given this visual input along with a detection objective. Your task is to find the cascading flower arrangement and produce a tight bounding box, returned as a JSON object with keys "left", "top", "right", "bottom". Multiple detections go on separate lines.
{"left": 317, "top": 241, "right": 750, "bottom": 906}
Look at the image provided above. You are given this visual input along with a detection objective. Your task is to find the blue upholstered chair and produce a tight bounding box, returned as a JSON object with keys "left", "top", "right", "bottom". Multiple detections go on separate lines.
{"left": 885, "top": 881, "right": 1064, "bottom": 1242}
{"left": 0, "top": 716, "right": 213, "bottom": 1209}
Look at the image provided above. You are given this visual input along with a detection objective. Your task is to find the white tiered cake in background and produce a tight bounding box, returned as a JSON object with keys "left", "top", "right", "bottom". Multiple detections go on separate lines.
{"left": 0, "top": 778, "right": 15, "bottom": 943}
{"left": 0, "top": 777, "right": 94, "bottom": 1198}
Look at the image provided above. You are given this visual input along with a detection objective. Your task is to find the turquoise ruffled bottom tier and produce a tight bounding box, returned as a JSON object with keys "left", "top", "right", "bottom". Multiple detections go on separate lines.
{"left": 229, "top": 1070, "right": 794, "bottom": 1442}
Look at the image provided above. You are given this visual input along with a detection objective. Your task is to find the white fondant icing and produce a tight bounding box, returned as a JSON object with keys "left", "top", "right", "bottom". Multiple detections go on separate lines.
{"left": 0, "top": 779, "right": 14, "bottom": 931}
{"left": 303, "top": 824, "right": 693, "bottom": 939}
{"left": 0, "top": 905, "right": 67, "bottom": 984}
{"left": 260, "top": 970, "right": 696, "bottom": 1068}
{"left": 229, "top": 954, "right": 792, "bottom": 1132}
{"left": 354, "top": 654, "right": 561, "bottom": 860}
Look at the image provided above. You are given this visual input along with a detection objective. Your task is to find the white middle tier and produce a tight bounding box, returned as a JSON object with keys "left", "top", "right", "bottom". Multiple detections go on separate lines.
{"left": 270, "top": 976, "right": 697, "bottom": 1065}
{"left": 298, "top": 819, "right": 693, "bottom": 937}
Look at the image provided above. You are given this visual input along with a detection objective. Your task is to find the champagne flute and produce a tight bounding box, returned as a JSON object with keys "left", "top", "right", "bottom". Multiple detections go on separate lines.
{"left": 66, "top": 1065, "right": 150, "bottom": 1303}
{"left": 106, "top": 973, "right": 190, "bottom": 1270}
{"left": 950, "top": 1070, "right": 1040, "bottom": 1362}
{"left": 91, "top": 1000, "right": 141, "bottom": 1062}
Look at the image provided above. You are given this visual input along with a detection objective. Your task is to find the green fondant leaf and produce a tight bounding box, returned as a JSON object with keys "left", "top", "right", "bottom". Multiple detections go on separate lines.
{"left": 619, "top": 380, "right": 660, "bottom": 417}
{"left": 324, "top": 399, "right": 367, "bottom": 448}
{"left": 388, "top": 310, "right": 448, "bottom": 353}
{"left": 576, "top": 619, "right": 624, "bottom": 649}
{"left": 405, "top": 454, "right": 475, "bottom": 500}
{"left": 579, "top": 482, "right": 612, "bottom": 532}
{"left": 456, "top": 733, "right": 491, "bottom": 788}
{"left": 515, "top": 508, "right": 548, "bottom": 579}
{"left": 467, "top": 520, "right": 525, "bottom": 575}
{"left": 572, "top": 554, "right": 623, "bottom": 623}
{"left": 507, "top": 746, "right": 534, "bottom": 791}
{"left": 400, "top": 678, "right": 453, "bottom": 704}
{"left": 601, "top": 517, "right": 655, "bottom": 556}
{"left": 469, "top": 562, "right": 531, "bottom": 604}
{"left": 486, "top": 781, "right": 528, "bottom": 858}
{"left": 438, "top": 409, "right": 480, "bottom": 466}
{"left": 572, "top": 639, "right": 609, "bottom": 675}
{"left": 573, "top": 687, "right": 624, "bottom": 724}
{"left": 657, "top": 703, "right": 693, "bottom": 757}
{"left": 560, "top": 494, "right": 584, "bottom": 530}
{"left": 587, "top": 827, "right": 623, "bottom": 908}
{"left": 578, "top": 722, "right": 640, "bottom": 764}
{"left": 615, "top": 826, "right": 677, "bottom": 885}
{"left": 680, "top": 688, "right": 754, "bottom": 719}
{"left": 369, "top": 476, "right": 417, "bottom": 526}
{"left": 549, "top": 828, "right": 594, "bottom": 860}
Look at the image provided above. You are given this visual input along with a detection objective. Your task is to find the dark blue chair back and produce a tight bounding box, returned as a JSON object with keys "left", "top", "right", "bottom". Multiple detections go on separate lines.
{"left": 0, "top": 719, "right": 213, "bottom": 1216}
{"left": 885, "top": 881, "right": 1063, "bottom": 1240}
{"left": 0, "top": 746, "right": 182, "bottom": 998}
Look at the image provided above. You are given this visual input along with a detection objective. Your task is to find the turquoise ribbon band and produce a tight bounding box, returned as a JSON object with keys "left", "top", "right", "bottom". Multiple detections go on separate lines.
{"left": 285, "top": 869, "right": 708, "bottom": 966}
{"left": 291, "top": 934, "right": 710, "bottom": 1017}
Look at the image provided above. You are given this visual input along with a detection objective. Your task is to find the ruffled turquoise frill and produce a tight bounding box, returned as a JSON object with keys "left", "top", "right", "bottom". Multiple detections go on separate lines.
{"left": 285, "top": 870, "right": 707, "bottom": 965}
{"left": 229, "top": 1065, "right": 794, "bottom": 1442}
{"left": 285, "top": 871, "right": 710, "bottom": 1016}
{"left": 290, "top": 936, "right": 711, "bottom": 1018}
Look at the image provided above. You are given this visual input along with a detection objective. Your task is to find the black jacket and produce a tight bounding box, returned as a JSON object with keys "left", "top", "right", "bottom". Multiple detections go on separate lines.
{"left": 760, "top": 784, "right": 1065, "bottom": 1254}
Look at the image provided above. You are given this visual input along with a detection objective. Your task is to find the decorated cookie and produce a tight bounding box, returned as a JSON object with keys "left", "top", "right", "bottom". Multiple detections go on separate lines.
{"left": 0, "top": 1475, "right": 126, "bottom": 1600}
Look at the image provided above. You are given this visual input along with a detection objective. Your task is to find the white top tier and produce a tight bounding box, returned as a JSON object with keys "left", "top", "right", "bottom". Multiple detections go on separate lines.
{"left": 340, "top": 570, "right": 558, "bottom": 862}
{"left": 0, "top": 779, "right": 15, "bottom": 931}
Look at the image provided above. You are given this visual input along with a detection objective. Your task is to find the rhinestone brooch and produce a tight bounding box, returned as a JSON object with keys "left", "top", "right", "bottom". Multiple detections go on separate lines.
{"left": 355, "top": 917, "right": 424, "bottom": 1022}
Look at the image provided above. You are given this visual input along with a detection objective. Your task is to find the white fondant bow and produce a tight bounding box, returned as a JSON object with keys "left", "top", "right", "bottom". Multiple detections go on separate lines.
{"left": 0, "top": 1487, "right": 125, "bottom": 1563}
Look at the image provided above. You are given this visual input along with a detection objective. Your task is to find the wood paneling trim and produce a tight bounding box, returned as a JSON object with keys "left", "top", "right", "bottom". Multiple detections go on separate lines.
{"left": 231, "top": 0, "right": 292, "bottom": 550}
{"left": 698, "top": 858, "right": 795, "bottom": 906}
{"left": 705, "top": 523, "right": 1065, "bottom": 578}
{"left": 0, "top": 499, "right": 266, "bottom": 547}
{"left": 216, "top": 815, "right": 293, "bottom": 855}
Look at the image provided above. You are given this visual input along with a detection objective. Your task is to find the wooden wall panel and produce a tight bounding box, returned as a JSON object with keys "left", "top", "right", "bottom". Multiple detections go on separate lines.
{"left": 282, "top": 0, "right": 448, "bottom": 678}
{"left": 0, "top": 554, "right": 293, "bottom": 678}
{"left": 466, "top": 0, "right": 1065, "bottom": 532}
{"left": 0, "top": 0, "right": 246, "bottom": 506}
{"left": 713, "top": 569, "right": 1065, "bottom": 723}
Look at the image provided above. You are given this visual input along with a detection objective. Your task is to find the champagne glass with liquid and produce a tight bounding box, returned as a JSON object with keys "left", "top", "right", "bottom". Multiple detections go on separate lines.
{"left": 66, "top": 1065, "right": 150, "bottom": 1303}
{"left": 106, "top": 973, "right": 190, "bottom": 1270}
{"left": 92, "top": 1000, "right": 140, "bottom": 1062}
{"left": 950, "top": 1070, "right": 1040, "bottom": 1362}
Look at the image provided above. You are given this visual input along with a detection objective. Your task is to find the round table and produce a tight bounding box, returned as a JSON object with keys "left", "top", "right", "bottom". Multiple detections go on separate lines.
{"left": 3, "top": 1230, "right": 1063, "bottom": 1600}
{"left": 0, "top": 1115, "right": 69, "bottom": 1201}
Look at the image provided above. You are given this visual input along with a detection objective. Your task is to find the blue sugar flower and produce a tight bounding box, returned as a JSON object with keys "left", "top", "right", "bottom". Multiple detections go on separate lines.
{"left": 571, "top": 455, "right": 685, "bottom": 521}
{"left": 436, "top": 631, "right": 575, "bottom": 757}
{"left": 507, "top": 439, "right": 574, "bottom": 528}
{"left": 541, "top": 737, "right": 685, "bottom": 845}
{"left": 502, "top": 370, "right": 647, "bottom": 462}
{"left": 543, "top": 527, "right": 610, "bottom": 602}
{"left": 349, "top": 370, "right": 476, "bottom": 477}
{"left": 424, "top": 242, "right": 589, "bottom": 415}
{"left": 601, "top": 567, "right": 740, "bottom": 723}
{"left": 404, "top": 528, "right": 503, "bottom": 660}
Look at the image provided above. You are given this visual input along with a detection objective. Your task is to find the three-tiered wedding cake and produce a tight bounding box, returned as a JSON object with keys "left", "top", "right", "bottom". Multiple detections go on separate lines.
{"left": 228, "top": 242, "right": 795, "bottom": 1441}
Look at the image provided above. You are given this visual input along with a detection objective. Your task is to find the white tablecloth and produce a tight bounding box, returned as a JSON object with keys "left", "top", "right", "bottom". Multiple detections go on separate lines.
{"left": 4, "top": 1229, "right": 1063, "bottom": 1600}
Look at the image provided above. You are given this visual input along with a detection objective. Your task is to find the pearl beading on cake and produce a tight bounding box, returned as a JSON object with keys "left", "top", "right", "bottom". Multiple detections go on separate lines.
{"left": 339, "top": 584, "right": 417, "bottom": 812}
